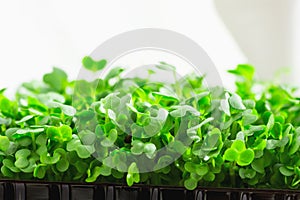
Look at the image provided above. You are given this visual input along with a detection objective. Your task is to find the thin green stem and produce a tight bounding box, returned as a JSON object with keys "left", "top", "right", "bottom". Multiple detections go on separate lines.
{"left": 31, "top": 132, "right": 36, "bottom": 151}
{"left": 229, "top": 162, "right": 236, "bottom": 187}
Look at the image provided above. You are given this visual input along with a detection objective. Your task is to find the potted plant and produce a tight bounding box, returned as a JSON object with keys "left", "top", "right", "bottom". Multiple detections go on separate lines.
{"left": 1, "top": 57, "right": 300, "bottom": 199}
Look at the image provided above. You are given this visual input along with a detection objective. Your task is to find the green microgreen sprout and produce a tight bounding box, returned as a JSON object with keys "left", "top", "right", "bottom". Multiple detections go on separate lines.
{"left": 0, "top": 58, "right": 300, "bottom": 191}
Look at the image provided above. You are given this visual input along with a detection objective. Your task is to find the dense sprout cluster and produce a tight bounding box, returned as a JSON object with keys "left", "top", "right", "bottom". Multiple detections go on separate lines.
{"left": 1, "top": 57, "right": 300, "bottom": 190}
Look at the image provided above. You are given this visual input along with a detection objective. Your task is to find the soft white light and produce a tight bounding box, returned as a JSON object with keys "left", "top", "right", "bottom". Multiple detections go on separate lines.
{"left": 0, "top": 0, "right": 248, "bottom": 98}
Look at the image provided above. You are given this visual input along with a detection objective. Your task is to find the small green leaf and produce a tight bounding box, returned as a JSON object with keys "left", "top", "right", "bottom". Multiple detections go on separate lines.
{"left": 15, "top": 115, "right": 34, "bottom": 124}
{"left": 61, "top": 104, "right": 76, "bottom": 116}
{"left": 1, "top": 166, "right": 14, "bottom": 177}
{"left": 220, "top": 99, "right": 231, "bottom": 116}
{"left": 77, "top": 110, "right": 95, "bottom": 122}
{"left": 184, "top": 162, "right": 197, "bottom": 173}
{"left": 244, "top": 168, "right": 256, "bottom": 179}
{"left": 242, "top": 112, "right": 257, "bottom": 126}
{"left": 101, "top": 93, "right": 121, "bottom": 110}
{"left": 15, "top": 149, "right": 31, "bottom": 169}
{"left": 128, "top": 162, "right": 139, "bottom": 174}
{"left": 76, "top": 145, "right": 95, "bottom": 159}
{"left": 82, "top": 56, "right": 107, "bottom": 72}
{"left": 36, "top": 145, "right": 47, "bottom": 156}
{"left": 187, "top": 117, "right": 214, "bottom": 133}
{"left": 201, "top": 128, "right": 222, "bottom": 151}
{"left": 0, "top": 117, "right": 12, "bottom": 125}
{"left": 126, "top": 173, "right": 134, "bottom": 186}
{"left": 224, "top": 148, "right": 238, "bottom": 162}
{"left": 99, "top": 165, "right": 111, "bottom": 176}
{"left": 79, "top": 130, "right": 96, "bottom": 145}
{"left": 67, "top": 138, "right": 81, "bottom": 151}
{"left": 288, "top": 128, "right": 300, "bottom": 155}
{"left": 279, "top": 166, "right": 294, "bottom": 176}
{"left": 169, "top": 140, "right": 187, "bottom": 154}
{"left": 40, "top": 152, "right": 61, "bottom": 164}
{"left": 56, "top": 159, "right": 69, "bottom": 172}
{"left": 231, "top": 140, "right": 246, "bottom": 152}
{"left": 86, "top": 166, "right": 102, "bottom": 182}
{"left": 47, "top": 102, "right": 76, "bottom": 116}
{"left": 228, "top": 64, "right": 254, "bottom": 81}
{"left": 156, "top": 62, "right": 176, "bottom": 71}
{"left": 229, "top": 93, "right": 246, "bottom": 110}
{"left": 74, "top": 160, "right": 89, "bottom": 174}
{"left": 154, "top": 155, "right": 173, "bottom": 171}
{"left": 270, "top": 122, "right": 282, "bottom": 139}
{"left": 239, "top": 168, "right": 256, "bottom": 179}
{"left": 196, "top": 163, "right": 209, "bottom": 176}
{"left": 143, "top": 143, "right": 156, "bottom": 158}
{"left": 105, "top": 67, "right": 124, "bottom": 80}
{"left": 203, "top": 172, "right": 215, "bottom": 182}
{"left": 131, "top": 140, "right": 144, "bottom": 155}
{"left": 126, "top": 162, "right": 140, "bottom": 186}
{"left": 16, "top": 137, "right": 32, "bottom": 147}
{"left": 252, "top": 139, "right": 266, "bottom": 151}
{"left": 152, "top": 88, "right": 179, "bottom": 103}
{"left": 59, "top": 125, "right": 73, "bottom": 141}
{"left": 101, "top": 129, "right": 118, "bottom": 147}
{"left": 3, "top": 159, "right": 20, "bottom": 173}
{"left": 243, "top": 99, "right": 255, "bottom": 109}
{"left": 34, "top": 164, "right": 47, "bottom": 179}
{"left": 43, "top": 67, "right": 68, "bottom": 92}
{"left": 0, "top": 136, "right": 10, "bottom": 152}
{"left": 251, "top": 158, "right": 265, "bottom": 174}
{"left": 15, "top": 128, "right": 44, "bottom": 135}
{"left": 237, "top": 149, "right": 255, "bottom": 166}
{"left": 170, "top": 105, "right": 200, "bottom": 117}
{"left": 266, "top": 114, "right": 275, "bottom": 131}
{"left": 36, "top": 133, "right": 47, "bottom": 146}
{"left": 47, "top": 125, "right": 72, "bottom": 142}
{"left": 112, "top": 169, "right": 124, "bottom": 179}
{"left": 184, "top": 177, "right": 198, "bottom": 190}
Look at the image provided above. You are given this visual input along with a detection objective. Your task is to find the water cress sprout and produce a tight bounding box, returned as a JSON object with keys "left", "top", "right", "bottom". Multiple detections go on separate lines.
{"left": 1, "top": 57, "right": 300, "bottom": 191}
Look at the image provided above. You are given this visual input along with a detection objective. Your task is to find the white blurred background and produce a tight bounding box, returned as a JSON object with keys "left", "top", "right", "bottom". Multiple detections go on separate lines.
{"left": 0, "top": 0, "right": 299, "bottom": 97}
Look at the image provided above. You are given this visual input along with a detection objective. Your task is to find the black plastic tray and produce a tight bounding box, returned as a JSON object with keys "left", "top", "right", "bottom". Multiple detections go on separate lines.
{"left": 1, "top": 181, "right": 300, "bottom": 200}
